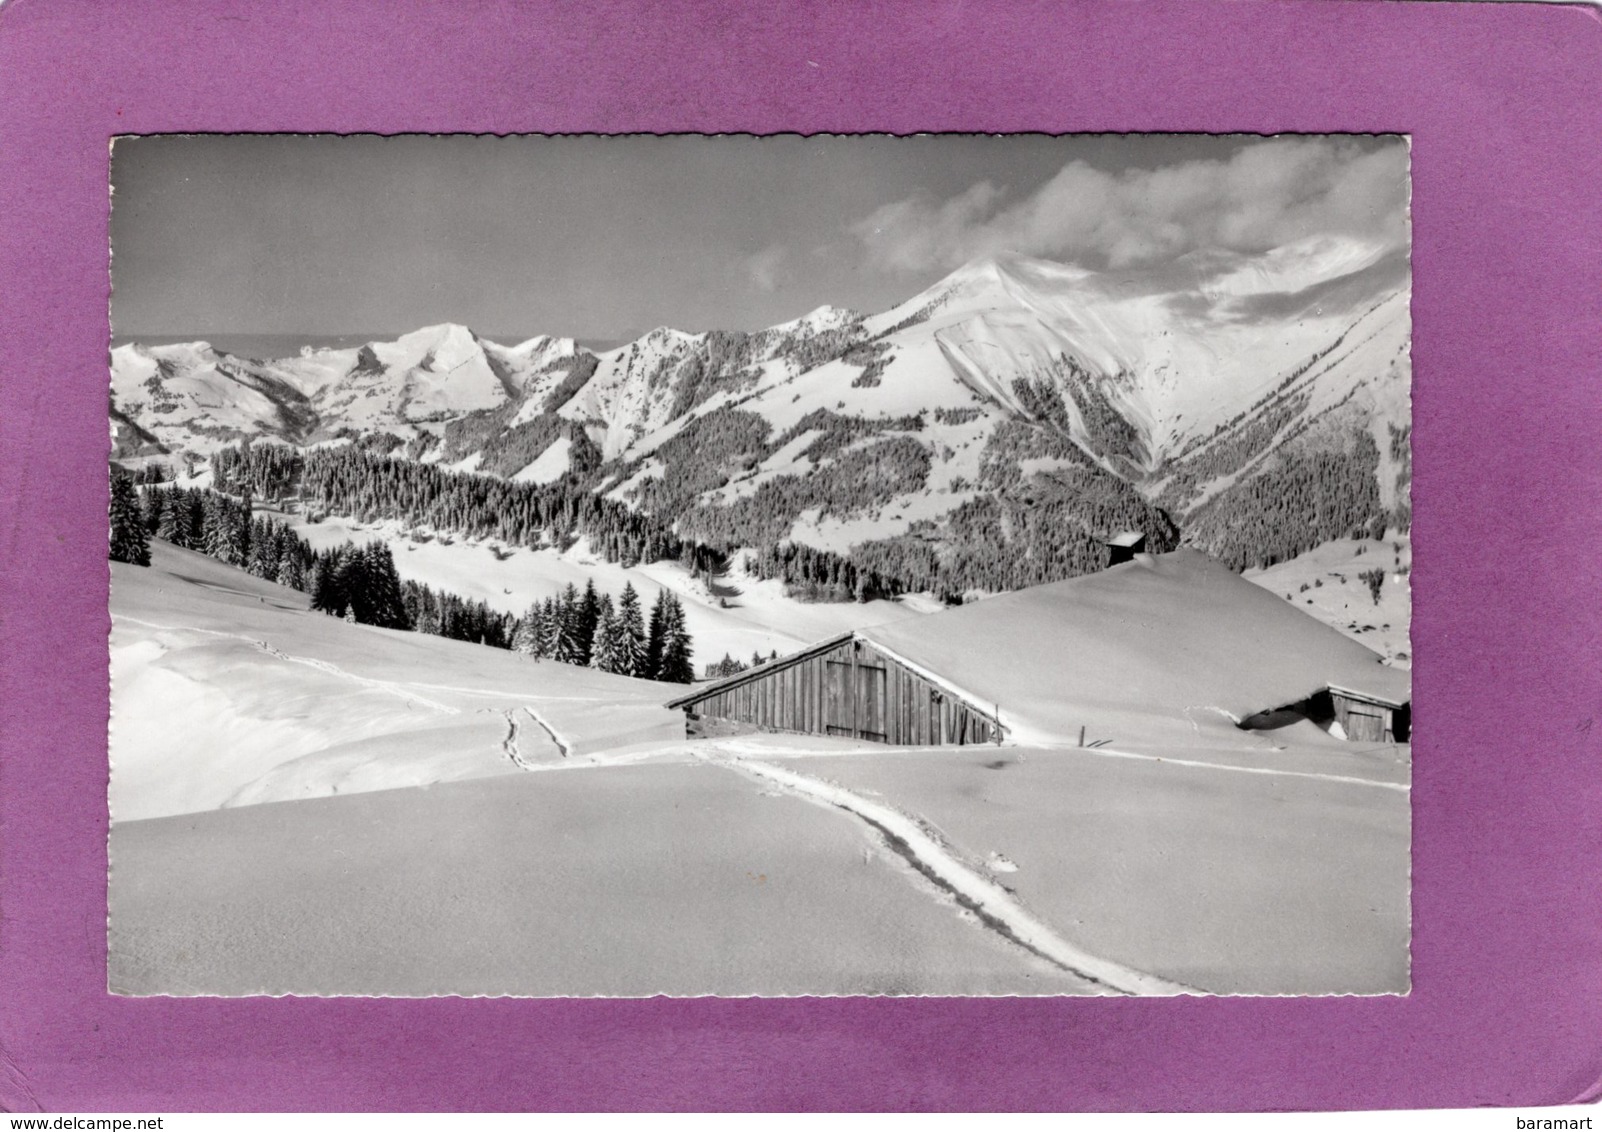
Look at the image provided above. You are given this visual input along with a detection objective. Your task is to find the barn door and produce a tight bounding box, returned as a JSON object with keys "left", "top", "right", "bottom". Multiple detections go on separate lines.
{"left": 855, "top": 662, "right": 887, "bottom": 742}
{"left": 824, "top": 647, "right": 888, "bottom": 741}
{"left": 824, "top": 659, "right": 854, "bottom": 737}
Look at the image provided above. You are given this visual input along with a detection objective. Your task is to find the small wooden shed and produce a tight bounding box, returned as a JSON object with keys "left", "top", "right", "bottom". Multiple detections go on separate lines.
{"left": 665, "top": 631, "right": 1004, "bottom": 746}
{"left": 1105, "top": 530, "right": 1148, "bottom": 566}
{"left": 1240, "top": 678, "right": 1411, "bottom": 743}
{"left": 1328, "top": 684, "right": 1411, "bottom": 743}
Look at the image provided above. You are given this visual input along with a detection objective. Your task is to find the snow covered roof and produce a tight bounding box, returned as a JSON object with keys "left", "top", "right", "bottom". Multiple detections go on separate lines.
{"left": 855, "top": 550, "right": 1409, "bottom": 745}
{"left": 664, "top": 632, "right": 858, "bottom": 709}
{"left": 669, "top": 550, "right": 1410, "bottom": 747}
{"left": 1327, "top": 683, "right": 1411, "bottom": 710}
{"left": 1106, "top": 531, "right": 1147, "bottom": 548}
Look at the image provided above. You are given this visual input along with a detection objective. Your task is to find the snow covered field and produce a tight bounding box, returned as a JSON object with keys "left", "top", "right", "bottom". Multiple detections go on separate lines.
{"left": 109, "top": 543, "right": 1410, "bottom": 996}
{"left": 110, "top": 543, "right": 685, "bottom": 820}
{"left": 759, "top": 744, "right": 1408, "bottom": 995}
{"left": 111, "top": 761, "right": 1100, "bottom": 997}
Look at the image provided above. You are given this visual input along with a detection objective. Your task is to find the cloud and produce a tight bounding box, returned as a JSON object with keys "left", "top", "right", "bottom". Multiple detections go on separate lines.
{"left": 744, "top": 243, "right": 789, "bottom": 293}
{"left": 851, "top": 138, "right": 1410, "bottom": 274}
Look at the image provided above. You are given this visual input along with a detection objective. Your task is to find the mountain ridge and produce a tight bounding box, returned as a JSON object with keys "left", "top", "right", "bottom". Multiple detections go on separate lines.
{"left": 112, "top": 242, "right": 1410, "bottom": 583}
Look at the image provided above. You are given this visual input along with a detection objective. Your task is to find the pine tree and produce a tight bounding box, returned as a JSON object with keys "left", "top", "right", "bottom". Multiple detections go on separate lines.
{"left": 405, "top": 582, "right": 440, "bottom": 635}
{"left": 276, "top": 542, "right": 305, "bottom": 591}
{"left": 616, "top": 582, "right": 647, "bottom": 677}
{"left": 201, "top": 495, "right": 229, "bottom": 559}
{"left": 109, "top": 472, "right": 150, "bottom": 566}
{"left": 199, "top": 493, "right": 247, "bottom": 566}
{"left": 576, "top": 578, "right": 601, "bottom": 666}
{"left": 334, "top": 544, "right": 369, "bottom": 623}
{"left": 180, "top": 492, "right": 205, "bottom": 550}
{"left": 644, "top": 589, "right": 667, "bottom": 680}
{"left": 140, "top": 486, "right": 165, "bottom": 533}
{"left": 589, "top": 607, "right": 626, "bottom": 674}
{"left": 235, "top": 489, "right": 254, "bottom": 567}
{"left": 512, "top": 602, "right": 543, "bottom": 656}
{"left": 552, "top": 584, "right": 584, "bottom": 664}
{"left": 658, "top": 593, "right": 695, "bottom": 684}
{"left": 156, "top": 490, "right": 183, "bottom": 544}
{"left": 537, "top": 596, "right": 560, "bottom": 658}
{"left": 247, "top": 518, "right": 277, "bottom": 578}
{"left": 706, "top": 652, "right": 747, "bottom": 678}
{"left": 309, "top": 554, "right": 345, "bottom": 617}
{"left": 362, "top": 542, "right": 411, "bottom": 629}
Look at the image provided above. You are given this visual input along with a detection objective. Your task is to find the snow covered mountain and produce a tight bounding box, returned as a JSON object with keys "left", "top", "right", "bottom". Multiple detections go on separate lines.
{"left": 110, "top": 323, "right": 584, "bottom": 455}
{"left": 112, "top": 239, "right": 1409, "bottom": 581}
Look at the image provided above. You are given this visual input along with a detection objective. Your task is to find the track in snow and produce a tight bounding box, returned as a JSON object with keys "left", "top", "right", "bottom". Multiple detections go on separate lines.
{"left": 486, "top": 707, "right": 575, "bottom": 769}
{"left": 700, "top": 749, "right": 1197, "bottom": 996}
{"left": 1083, "top": 739, "right": 1409, "bottom": 793}
{"left": 521, "top": 705, "right": 571, "bottom": 758}
{"left": 114, "top": 615, "right": 460, "bottom": 714}
{"left": 245, "top": 640, "right": 461, "bottom": 714}
{"left": 497, "top": 709, "right": 532, "bottom": 769}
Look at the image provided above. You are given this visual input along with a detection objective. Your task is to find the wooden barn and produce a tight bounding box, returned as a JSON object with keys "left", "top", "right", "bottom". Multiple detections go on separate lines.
{"left": 665, "top": 632, "right": 1004, "bottom": 745}
{"left": 667, "top": 550, "right": 1411, "bottom": 749}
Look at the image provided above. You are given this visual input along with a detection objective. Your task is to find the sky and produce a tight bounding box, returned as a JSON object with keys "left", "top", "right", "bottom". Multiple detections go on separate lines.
{"left": 110, "top": 134, "right": 1408, "bottom": 345}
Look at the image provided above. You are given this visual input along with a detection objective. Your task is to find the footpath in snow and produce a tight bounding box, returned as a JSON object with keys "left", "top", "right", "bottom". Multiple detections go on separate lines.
{"left": 697, "top": 745, "right": 1196, "bottom": 996}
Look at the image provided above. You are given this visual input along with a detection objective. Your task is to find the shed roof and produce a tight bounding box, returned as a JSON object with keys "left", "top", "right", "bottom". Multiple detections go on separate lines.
{"left": 858, "top": 550, "right": 1409, "bottom": 745}
{"left": 664, "top": 632, "right": 855, "bottom": 710}
{"left": 1327, "top": 683, "right": 1411, "bottom": 711}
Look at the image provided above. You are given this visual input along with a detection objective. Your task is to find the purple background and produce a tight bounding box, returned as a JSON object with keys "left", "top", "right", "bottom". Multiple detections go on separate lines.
{"left": 2, "top": 0, "right": 1600, "bottom": 1112}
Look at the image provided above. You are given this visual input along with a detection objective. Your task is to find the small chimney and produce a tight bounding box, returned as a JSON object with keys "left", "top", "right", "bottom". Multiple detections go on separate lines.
{"left": 1105, "top": 530, "right": 1147, "bottom": 567}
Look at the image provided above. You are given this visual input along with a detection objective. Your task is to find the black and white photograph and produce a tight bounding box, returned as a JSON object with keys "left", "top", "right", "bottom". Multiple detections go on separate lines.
{"left": 106, "top": 133, "right": 1412, "bottom": 998}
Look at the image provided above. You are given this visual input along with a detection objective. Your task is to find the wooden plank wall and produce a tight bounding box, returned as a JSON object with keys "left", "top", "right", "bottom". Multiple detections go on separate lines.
{"left": 684, "top": 638, "right": 1001, "bottom": 746}
{"left": 1331, "top": 690, "right": 1395, "bottom": 743}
